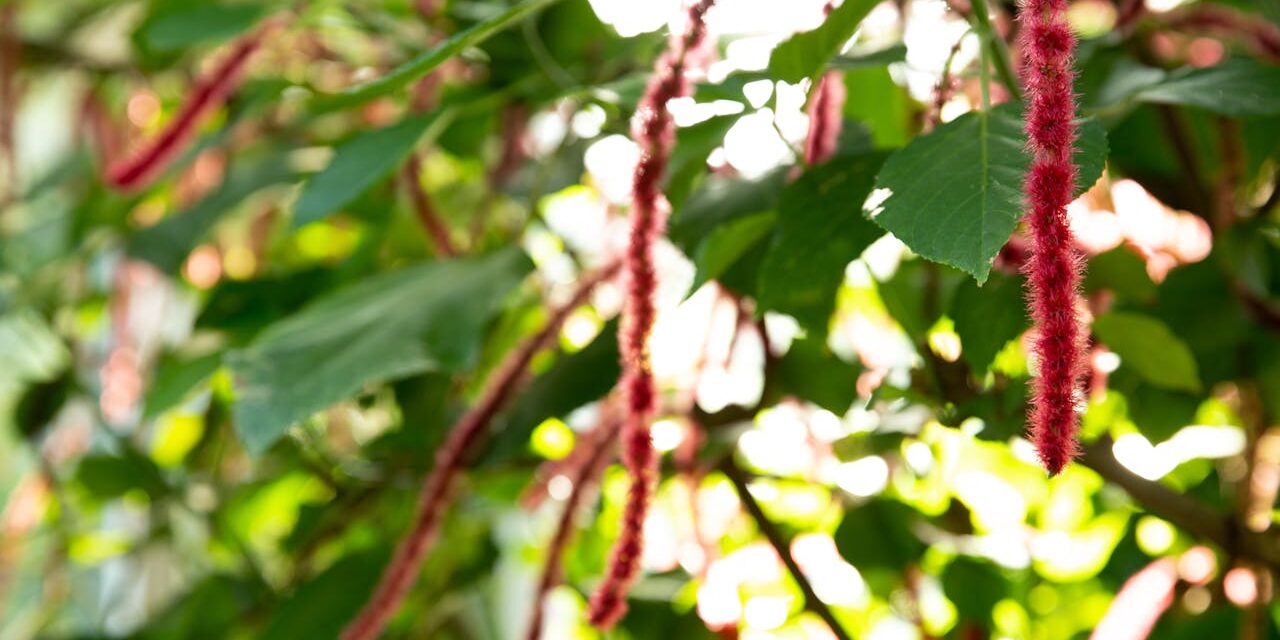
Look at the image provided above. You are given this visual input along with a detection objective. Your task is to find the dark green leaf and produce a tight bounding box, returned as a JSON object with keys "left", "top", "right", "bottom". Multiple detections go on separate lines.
{"left": 138, "top": 4, "right": 269, "bottom": 52}
{"left": 14, "top": 368, "right": 74, "bottom": 439}
{"left": 669, "top": 168, "right": 788, "bottom": 255}
{"left": 260, "top": 550, "right": 389, "bottom": 639}
{"left": 768, "top": 0, "right": 880, "bottom": 84}
{"left": 136, "top": 576, "right": 253, "bottom": 640}
{"left": 75, "top": 452, "right": 169, "bottom": 500}
{"left": 293, "top": 113, "right": 450, "bottom": 228}
{"left": 692, "top": 212, "right": 776, "bottom": 291}
{"left": 950, "top": 272, "right": 1028, "bottom": 373}
{"left": 1136, "top": 58, "right": 1280, "bottom": 117}
{"left": 758, "top": 153, "right": 886, "bottom": 334}
{"left": 774, "top": 337, "right": 860, "bottom": 413}
{"left": 1093, "top": 312, "right": 1202, "bottom": 393}
{"left": 228, "top": 248, "right": 531, "bottom": 454}
{"left": 942, "top": 557, "right": 1007, "bottom": 623}
{"left": 870, "top": 103, "right": 1108, "bottom": 282}
{"left": 834, "top": 499, "right": 923, "bottom": 572}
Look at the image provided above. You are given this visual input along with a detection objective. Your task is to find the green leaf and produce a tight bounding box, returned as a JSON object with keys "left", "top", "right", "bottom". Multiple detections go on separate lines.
{"left": 768, "top": 0, "right": 880, "bottom": 84}
{"left": 75, "top": 452, "right": 169, "bottom": 500}
{"left": 669, "top": 168, "right": 788, "bottom": 255}
{"left": 829, "top": 44, "right": 907, "bottom": 71}
{"left": 1084, "top": 247, "right": 1157, "bottom": 303}
{"left": 482, "top": 324, "right": 620, "bottom": 466}
{"left": 774, "top": 337, "right": 860, "bottom": 414}
{"left": 138, "top": 3, "right": 269, "bottom": 52}
{"left": 130, "top": 150, "right": 298, "bottom": 272}
{"left": 870, "top": 102, "right": 1108, "bottom": 283}
{"left": 666, "top": 114, "right": 739, "bottom": 209}
{"left": 691, "top": 212, "right": 776, "bottom": 292}
{"left": 228, "top": 248, "right": 532, "bottom": 454}
{"left": 842, "top": 66, "right": 910, "bottom": 148}
{"left": 293, "top": 113, "right": 451, "bottom": 228}
{"left": 942, "top": 558, "right": 1007, "bottom": 623}
{"left": 260, "top": 550, "right": 389, "bottom": 639}
{"left": 1136, "top": 58, "right": 1280, "bottom": 117}
{"left": 834, "top": 499, "right": 923, "bottom": 573}
{"left": 307, "top": 0, "right": 564, "bottom": 113}
{"left": 950, "top": 272, "right": 1029, "bottom": 373}
{"left": 759, "top": 153, "right": 887, "bottom": 334}
{"left": 1093, "top": 312, "right": 1202, "bottom": 393}
{"left": 143, "top": 351, "right": 224, "bottom": 419}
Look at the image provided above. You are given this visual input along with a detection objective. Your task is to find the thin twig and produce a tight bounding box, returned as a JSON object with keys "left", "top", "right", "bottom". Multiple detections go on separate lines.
{"left": 341, "top": 260, "right": 620, "bottom": 640}
{"left": 526, "top": 416, "right": 620, "bottom": 640}
{"left": 720, "top": 457, "right": 854, "bottom": 640}
{"left": 402, "top": 153, "right": 458, "bottom": 257}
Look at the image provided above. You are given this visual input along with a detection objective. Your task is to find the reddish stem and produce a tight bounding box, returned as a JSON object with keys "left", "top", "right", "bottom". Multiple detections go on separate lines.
{"left": 340, "top": 262, "right": 619, "bottom": 640}
{"left": 103, "top": 17, "right": 284, "bottom": 192}
{"left": 526, "top": 417, "right": 620, "bottom": 640}
{"left": 402, "top": 154, "right": 458, "bottom": 257}
{"left": 586, "top": 1, "right": 716, "bottom": 629}
{"left": 1019, "top": 0, "right": 1085, "bottom": 475}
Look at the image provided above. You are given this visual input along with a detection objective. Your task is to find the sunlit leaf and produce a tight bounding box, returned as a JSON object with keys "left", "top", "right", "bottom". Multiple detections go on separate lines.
{"left": 768, "top": 0, "right": 880, "bottom": 84}
{"left": 870, "top": 103, "right": 1107, "bottom": 283}
{"left": 1093, "top": 312, "right": 1202, "bottom": 393}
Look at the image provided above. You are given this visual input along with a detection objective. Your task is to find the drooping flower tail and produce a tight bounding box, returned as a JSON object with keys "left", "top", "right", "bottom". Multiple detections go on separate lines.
{"left": 1019, "top": 0, "right": 1085, "bottom": 475}
{"left": 103, "top": 16, "right": 284, "bottom": 192}
{"left": 341, "top": 262, "right": 619, "bottom": 640}
{"left": 587, "top": 0, "right": 716, "bottom": 628}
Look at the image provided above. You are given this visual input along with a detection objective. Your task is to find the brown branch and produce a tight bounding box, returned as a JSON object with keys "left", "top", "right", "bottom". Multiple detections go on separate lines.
{"left": 1079, "top": 438, "right": 1280, "bottom": 570}
{"left": 720, "top": 457, "right": 854, "bottom": 640}
{"left": 341, "top": 261, "right": 620, "bottom": 640}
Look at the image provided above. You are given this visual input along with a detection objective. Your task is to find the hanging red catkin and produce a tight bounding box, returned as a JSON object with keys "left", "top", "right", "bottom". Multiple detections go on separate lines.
{"left": 103, "top": 16, "right": 284, "bottom": 192}
{"left": 526, "top": 416, "right": 621, "bottom": 640}
{"left": 587, "top": 0, "right": 716, "bottom": 629}
{"left": 803, "top": 1, "right": 845, "bottom": 165}
{"left": 341, "top": 262, "right": 620, "bottom": 640}
{"left": 1019, "top": 0, "right": 1085, "bottom": 475}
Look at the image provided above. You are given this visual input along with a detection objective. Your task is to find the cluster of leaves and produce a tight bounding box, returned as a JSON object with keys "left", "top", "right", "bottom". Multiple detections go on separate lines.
{"left": 1, "top": 0, "right": 1280, "bottom": 638}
